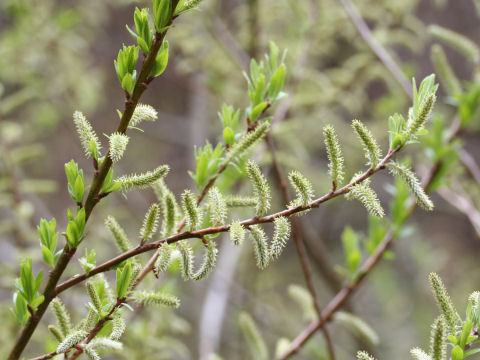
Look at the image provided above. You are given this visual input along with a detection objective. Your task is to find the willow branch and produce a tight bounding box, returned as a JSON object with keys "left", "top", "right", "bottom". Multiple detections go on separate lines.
{"left": 55, "top": 146, "right": 400, "bottom": 297}
{"left": 133, "top": 105, "right": 272, "bottom": 287}
{"left": 275, "top": 118, "right": 462, "bottom": 360}
{"left": 29, "top": 300, "right": 123, "bottom": 360}
{"left": 8, "top": 15, "right": 176, "bottom": 360}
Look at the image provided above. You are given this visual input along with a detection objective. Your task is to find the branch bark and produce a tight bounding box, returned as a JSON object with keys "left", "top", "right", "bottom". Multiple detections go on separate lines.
{"left": 8, "top": 14, "right": 176, "bottom": 360}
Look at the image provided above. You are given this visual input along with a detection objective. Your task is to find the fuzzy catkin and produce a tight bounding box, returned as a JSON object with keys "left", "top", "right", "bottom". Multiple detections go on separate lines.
{"left": 247, "top": 160, "right": 271, "bottom": 216}
{"left": 116, "top": 165, "right": 169, "bottom": 192}
{"left": 323, "top": 125, "right": 345, "bottom": 186}
{"left": 270, "top": 217, "right": 291, "bottom": 260}
{"left": 73, "top": 111, "right": 101, "bottom": 159}
{"left": 351, "top": 120, "right": 382, "bottom": 167}
{"left": 230, "top": 221, "right": 246, "bottom": 246}
{"left": 105, "top": 216, "right": 132, "bottom": 252}
{"left": 387, "top": 161, "right": 434, "bottom": 210}
{"left": 51, "top": 298, "right": 72, "bottom": 337}
{"left": 249, "top": 225, "right": 269, "bottom": 269}
{"left": 192, "top": 241, "right": 218, "bottom": 281}
{"left": 288, "top": 171, "right": 314, "bottom": 206}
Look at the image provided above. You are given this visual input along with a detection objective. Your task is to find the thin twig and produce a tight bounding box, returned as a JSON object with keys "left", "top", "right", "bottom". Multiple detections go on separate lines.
{"left": 55, "top": 146, "right": 400, "bottom": 297}
{"left": 133, "top": 105, "right": 272, "bottom": 288}
{"left": 7, "top": 7, "right": 180, "bottom": 359}
{"left": 265, "top": 133, "right": 336, "bottom": 360}
{"left": 275, "top": 113, "right": 462, "bottom": 360}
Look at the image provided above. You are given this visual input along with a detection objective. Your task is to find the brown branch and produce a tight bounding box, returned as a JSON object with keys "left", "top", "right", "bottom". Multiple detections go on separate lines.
{"left": 54, "top": 146, "right": 400, "bottom": 297}
{"left": 133, "top": 105, "right": 272, "bottom": 288}
{"left": 68, "top": 300, "right": 123, "bottom": 360}
{"left": 7, "top": 11, "right": 178, "bottom": 360}
{"left": 275, "top": 116, "right": 463, "bottom": 360}
{"left": 265, "top": 133, "right": 336, "bottom": 360}
{"left": 29, "top": 300, "right": 123, "bottom": 360}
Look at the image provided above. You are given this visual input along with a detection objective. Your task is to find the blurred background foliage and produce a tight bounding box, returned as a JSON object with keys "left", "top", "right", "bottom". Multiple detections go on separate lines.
{"left": 1, "top": 0, "right": 480, "bottom": 359}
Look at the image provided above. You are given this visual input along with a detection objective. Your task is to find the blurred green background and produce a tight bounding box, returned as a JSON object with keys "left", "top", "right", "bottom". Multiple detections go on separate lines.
{"left": 1, "top": 0, "right": 480, "bottom": 359}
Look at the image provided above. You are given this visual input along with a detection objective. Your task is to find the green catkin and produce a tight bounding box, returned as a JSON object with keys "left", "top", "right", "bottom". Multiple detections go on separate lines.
{"left": 238, "top": 312, "right": 269, "bottom": 360}
{"left": 183, "top": 0, "right": 204, "bottom": 11}
{"left": 225, "top": 195, "right": 257, "bottom": 207}
{"left": 224, "top": 121, "right": 269, "bottom": 163}
{"left": 140, "top": 203, "right": 160, "bottom": 243}
{"left": 323, "top": 125, "right": 345, "bottom": 187}
{"left": 73, "top": 111, "right": 101, "bottom": 159}
{"left": 105, "top": 216, "right": 132, "bottom": 252}
{"left": 129, "top": 103, "right": 158, "bottom": 128}
{"left": 48, "top": 325, "right": 64, "bottom": 343}
{"left": 430, "top": 316, "right": 447, "bottom": 360}
{"left": 177, "top": 241, "right": 194, "bottom": 280}
{"left": 83, "top": 309, "right": 97, "bottom": 331}
{"left": 51, "top": 297, "right": 72, "bottom": 337}
{"left": 83, "top": 345, "right": 100, "bottom": 360}
{"left": 86, "top": 282, "right": 102, "bottom": 314}
{"left": 128, "top": 264, "right": 141, "bottom": 291}
{"left": 230, "top": 221, "right": 246, "bottom": 246}
{"left": 56, "top": 330, "right": 88, "bottom": 353}
{"left": 357, "top": 351, "right": 376, "bottom": 360}
{"left": 403, "top": 94, "right": 436, "bottom": 143}
{"left": 288, "top": 170, "right": 314, "bottom": 206}
{"left": 469, "top": 291, "right": 480, "bottom": 307}
{"left": 410, "top": 348, "right": 432, "bottom": 360}
{"left": 192, "top": 241, "right": 218, "bottom": 281}
{"left": 116, "top": 165, "right": 169, "bottom": 192}
{"left": 249, "top": 225, "right": 269, "bottom": 269}
{"left": 429, "top": 25, "right": 480, "bottom": 63}
{"left": 131, "top": 290, "right": 180, "bottom": 308}
{"left": 208, "top": 187, "right": 227, "bottom": 226}
{"left": 431, "top": 44, "right": 462, "bottom": 96}
{"left": 270, "top": 217, "right": 291, "bottom": 260}
{"left": 182, "top": 189, "right": 202, "bottom": 231}
{"left": 429, "top": 273, "right": 461, "bottom": 331}
{"left": 351, "top": 120, "right": 382, "bottom": 168}
{"left": 288, "top": 285, "right": 316, "bottom": 321}
{"left": 151, "top": 179, "right": 179, "bottom": 236}
{"left": 246, "top": 160, "right": 271, "bottom": 216}
{"left": 110, "top": 313, "right": 126, "bottom": 341}
{"left": 90, "top": 337, "right": 123, "bottom": 350}
{"left": 162, "top": 192, "right": 177, "bottom": 236}
{"left": 387, "top": 161, "right": 434, "bottom": 210}
{"left": 108, "top": 132, "right": 129, "bottom": 162}
{"left": 347, "top": 183, "right": 385, "bottom": 218}
{"left": 155, "top": 242, "right": 172, "bottom": 273}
